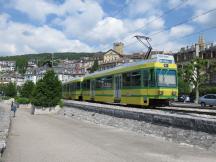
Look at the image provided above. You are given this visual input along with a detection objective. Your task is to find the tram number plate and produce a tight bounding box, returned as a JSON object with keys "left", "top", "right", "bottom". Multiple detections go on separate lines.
{"left": 164, "top": 64, "right": 169, "bottom": 67}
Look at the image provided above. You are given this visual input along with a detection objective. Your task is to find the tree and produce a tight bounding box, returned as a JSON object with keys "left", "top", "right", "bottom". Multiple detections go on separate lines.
{"left": 90, "top": 60, "right": 99, "bottom": 73}
{"left": 16, "top": 57, "right": 28, "bottom": 74}
{"left": 183, "top": 57, "right": 208, "bottom": 103}
{"left": 177, "top": 68, "right": 191, "bottom": 95}
{"left": 20, "top": 81, "right": 35, "bottom": 98}
{"left": 32, "top": 70, "right": 62, "bottom": 107}
{"left": 207, "top": 60, "right": 216, "bottom": 84}
{"left": 4, "top": 82, "right": 17, "bottom": 97}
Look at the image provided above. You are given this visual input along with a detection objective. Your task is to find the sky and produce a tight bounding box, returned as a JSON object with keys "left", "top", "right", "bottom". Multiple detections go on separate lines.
{"left": 0, "top": 0, "right": 216, "bottom": 56}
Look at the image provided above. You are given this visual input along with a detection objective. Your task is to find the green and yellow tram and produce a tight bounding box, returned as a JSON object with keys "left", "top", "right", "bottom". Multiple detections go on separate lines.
{"left": 63, "top": 54, "right": 178, "bottom": 107}
{"left": 62, "top": 77, "right": 83, "bottom": 100}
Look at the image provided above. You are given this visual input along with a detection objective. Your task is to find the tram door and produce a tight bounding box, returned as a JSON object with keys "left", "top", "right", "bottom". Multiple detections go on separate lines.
{"left": 114, "top": 75, "right": 122, "bottom": 102}
{"left": 90, "top": 79, "right": 95, "bottom": 100}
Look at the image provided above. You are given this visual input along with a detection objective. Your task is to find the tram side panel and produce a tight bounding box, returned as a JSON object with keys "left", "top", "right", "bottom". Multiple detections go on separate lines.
{"left": 82, "top": 79, "right": 91, "bottom": 101}
{"left": 120, "top": 70, "right": 146, "bottom": 106}
{"left": 94, "top": 75, "right": 114, "bottom": 103}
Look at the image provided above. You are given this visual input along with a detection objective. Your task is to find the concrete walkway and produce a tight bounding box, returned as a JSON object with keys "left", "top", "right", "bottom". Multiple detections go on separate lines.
{"left": 2, "top": 108, "right": 216, "bottom": 162}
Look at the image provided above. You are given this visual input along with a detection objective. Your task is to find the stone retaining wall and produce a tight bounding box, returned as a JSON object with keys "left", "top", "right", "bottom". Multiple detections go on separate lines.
{"left": 0, "top": 104, "right": 11, "bottom": 157}
{"left": 64, "top": 101, "right": 216, "bottom": 134}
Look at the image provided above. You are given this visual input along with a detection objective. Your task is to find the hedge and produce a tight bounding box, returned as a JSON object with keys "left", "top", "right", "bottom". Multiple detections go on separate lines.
{"left": 15, "top": 97, "right": 30, "bottom": 104}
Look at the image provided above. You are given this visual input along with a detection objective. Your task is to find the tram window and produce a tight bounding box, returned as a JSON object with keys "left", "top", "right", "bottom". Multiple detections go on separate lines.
{"left": 65, "top": 84, "right": 69, "bottom": 92}
{"left": 123, "top": 73, "right": 130, "bottom": 87}
{"left": 156, "top": 69, "right": 176, "bottom": 87}
{"left": 96, "top": 78, "right": 103, "bottom": 88}
{"left": 149, "top": 69, "right": 156, "bottom": 87}
{"left": 86, "top": 80, "right": 90, "bottom": 89}
{"left": 104, "top": 76, "right": 112, "bottom": 88}
{"left": 82, "top": 81, "right": 86, "bottom": 89}
{"left": 83, "top": 80, "right": 90, "bottom": 89}
{"left": 143, "top": 70, "right": 149, "bottom": 87}
{"left": 62, "top": 85, "right": 65, "bottom": 92}
{"left": 131, "top": 71, "right": 141, "bottom": 86}
{"left": 67, "top": 84, "right": 70, "bottom": 92}
{"left": 76, "top": 82, "right": 80, "bottom": 89}
{"left": 69, "top": 83, "right": 73, "bottom": 91}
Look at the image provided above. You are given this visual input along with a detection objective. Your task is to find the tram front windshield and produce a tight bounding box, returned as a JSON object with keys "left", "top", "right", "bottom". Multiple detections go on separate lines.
{"left": 156, "top": 69, "right": 176, "bottom": 87}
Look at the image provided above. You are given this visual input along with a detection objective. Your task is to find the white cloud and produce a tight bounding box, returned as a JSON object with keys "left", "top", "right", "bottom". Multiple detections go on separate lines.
{"left": 56, "top": 0, "right": 104, "bottom": 36}
{"left": 128, "top": 0, "right": 162, "bottom": 17}
{"left": 87, "top": 17, "right": 127, "bottom": 43}
{"left": 170, "top": 25, "right": 194, "bottom": 37}
{"left": 11, "top": 0, "right": 58, "bottom": 22}
{"left": 176, "top": 0, "right": 216, "bottom": 26}
{"left": 193, "top": 9, "right": 216, "bottom": 26}
{"left": 0, "top": 13, "right": 10, "bottom": 28}
{"left": 0, "top": 14, "right": 93, "bottom": 55}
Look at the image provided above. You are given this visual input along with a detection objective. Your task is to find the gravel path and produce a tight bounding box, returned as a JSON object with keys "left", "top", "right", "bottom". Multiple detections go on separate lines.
{"left": 60, "top": 106, "right": 216, "bottom": 151}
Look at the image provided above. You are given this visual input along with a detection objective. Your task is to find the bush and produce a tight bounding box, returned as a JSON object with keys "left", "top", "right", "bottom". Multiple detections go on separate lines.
{"left": 20, "top": 81, "right": 35, "bottom": 98}
{"left": 58, "top": 100, "right": 64, "bottom": 108}
{"left": 4, "top": 82, "right": 17, "bottom": 97}
{"left": 199, "top": 85, "right": 216, "bottom": 95}
{"left": 32, "top": 70, "right": 62, "bottom": 107}
{"left": 1, "top": 96, "right": 11, "bottom": 100}
{"left": 16, "top": 97, "right": 30, "bottom": 104}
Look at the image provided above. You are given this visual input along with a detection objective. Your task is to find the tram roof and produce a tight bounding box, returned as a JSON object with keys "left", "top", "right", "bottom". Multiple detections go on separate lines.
{"left": 64, "top": 54, "right": 175, "bottom": 83}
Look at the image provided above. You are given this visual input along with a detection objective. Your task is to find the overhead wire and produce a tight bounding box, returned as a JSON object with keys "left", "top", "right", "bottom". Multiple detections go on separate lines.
{"left": 124, "top": 8, "right": 216, "bottom": 50}
{"left": 122, "top": 0, "right": 189, "bottom": 47}
{"left": 150, "top": 25, "right": 216, "bottom": 51}
{"left": 149, "top": 8, "right": 216, "bottom": 37}
{"left": 110, "top": 0, "right": 130, "bottom": 18}
{"left": 132, "top": 0, "right": 189, "bottom": 34}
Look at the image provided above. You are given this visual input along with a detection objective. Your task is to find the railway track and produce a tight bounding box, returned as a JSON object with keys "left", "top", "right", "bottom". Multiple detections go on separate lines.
{"left": 104, "top": 102, "right": 216, "bottom": 116}
{"left": 64, "top": 100, "right": 216, "bottom": 116}
{"left": 150, "top": 106, "right": 216, "bottom": 116}
{"left": 64, "top": 100, "right": 216, "bottom": 133}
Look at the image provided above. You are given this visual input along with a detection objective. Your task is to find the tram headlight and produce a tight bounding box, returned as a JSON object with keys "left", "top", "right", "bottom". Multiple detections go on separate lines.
{"left": 158, "top": 90, "right": 163, "bottom": 95}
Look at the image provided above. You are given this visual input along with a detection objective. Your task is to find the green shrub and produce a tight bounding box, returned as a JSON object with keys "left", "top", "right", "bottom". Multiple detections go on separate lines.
{"left": 20, "top": 81, "right": 35, "bottom": 98}
{"left": 1, "top": 96, "right": 11, "bottom": 100}
{"left": 32, "top": 70, "right": 62, "bottom": 107}
{"left": 4, "top": 82, "right": 17, "bottom": 97}
{"left": 199, "top": 85, "right": 216, "bottom": 95}
{"left": 16, "top": 97, "right": 30, "bottom": 104}
{"left": 58, "top": 100, "right": 64, "bottom": 108}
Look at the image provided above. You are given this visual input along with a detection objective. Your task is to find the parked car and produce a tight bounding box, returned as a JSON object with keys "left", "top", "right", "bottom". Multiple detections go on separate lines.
{"left": 199, "top": 94, "right": 216, "bottom": 107}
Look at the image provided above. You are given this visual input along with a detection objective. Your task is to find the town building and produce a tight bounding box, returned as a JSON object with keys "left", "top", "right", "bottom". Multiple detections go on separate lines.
{"left": 173, "top": 35, "right": 216, "bottom": 83}
{"left": 0, "top": 61, "right": 16, "bottom": 72}
{"left": 0, "top": 73, "right": 24, "bottom": 86}
{"left": 98, "top": 42, "right": 124, "bottom": 71}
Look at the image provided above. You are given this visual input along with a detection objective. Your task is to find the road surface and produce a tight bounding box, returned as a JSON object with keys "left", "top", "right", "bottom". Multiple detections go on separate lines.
{"left": 2, "top": 107, "right": 216, "bottom": 162}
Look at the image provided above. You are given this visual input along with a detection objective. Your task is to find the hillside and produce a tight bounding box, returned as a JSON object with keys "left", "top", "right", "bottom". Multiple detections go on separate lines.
{"left": 0, "top": 52, "right": 101, "bottom": 74}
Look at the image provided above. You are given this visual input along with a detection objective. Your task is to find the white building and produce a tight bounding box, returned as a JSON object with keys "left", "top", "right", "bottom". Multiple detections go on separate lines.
{"left": 0, "top": 61, "right": 16, "bottom": 72}
{"left": 0, "top": 73, "right": 24, "bottom": 86}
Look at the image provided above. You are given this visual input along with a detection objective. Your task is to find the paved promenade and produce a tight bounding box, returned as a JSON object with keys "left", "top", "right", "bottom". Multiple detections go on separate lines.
{"left": 2, "top": 108, "right": 216, "bottom": 162}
